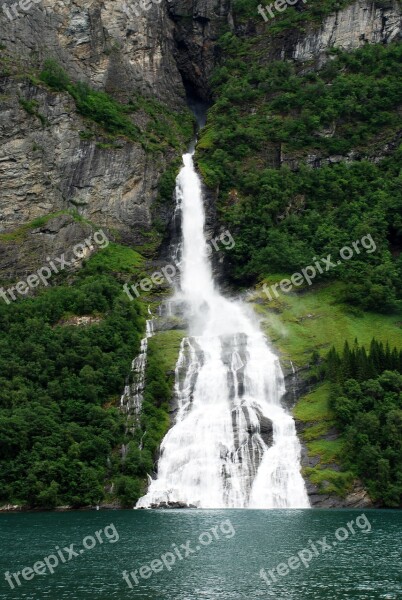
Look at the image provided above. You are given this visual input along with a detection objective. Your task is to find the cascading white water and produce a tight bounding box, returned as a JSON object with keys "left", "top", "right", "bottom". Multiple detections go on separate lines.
{"left": 136, "top": 150, "right": 309, "bottom": 509}
{"left": 120, "top": 310, "right": 154, "bottom": 420}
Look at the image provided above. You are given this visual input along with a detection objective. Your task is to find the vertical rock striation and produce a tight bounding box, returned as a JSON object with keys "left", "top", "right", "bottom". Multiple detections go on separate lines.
{"left": 292, "top": 0, "right": 402, "bottom": 64}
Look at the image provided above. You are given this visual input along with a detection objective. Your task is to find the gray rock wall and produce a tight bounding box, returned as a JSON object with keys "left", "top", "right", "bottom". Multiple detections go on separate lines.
{"left": 0, "top": 79, "right": 174, "bottom": 240}
{"left": 2, "top": 0, "right": 400, "bottom": 242}
{"left": 292, "top": 0, "right": 402, "bottom": 64}
{"left": 1, "top": 0, "right": 184, "bottom": 101}
{"left": 0, "top": 0, "right": 189, "bottom": 243}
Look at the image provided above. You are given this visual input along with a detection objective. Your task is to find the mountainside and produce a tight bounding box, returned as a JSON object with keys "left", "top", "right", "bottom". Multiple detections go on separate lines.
{"left": 2, "top": 0, "right": 401, "bottom": 240}
{"left": 0, "top": 0, "right": 401, "bottom": 509}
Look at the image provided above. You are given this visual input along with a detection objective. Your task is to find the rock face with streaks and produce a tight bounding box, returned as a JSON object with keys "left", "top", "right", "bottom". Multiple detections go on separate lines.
{"left": 292, "top": 0, "right": 402, "bottom": 64}
{"left": 168, "top": 0, "right": 233, "bottom": 98}
{"left": 1, "top": 0, "right": 184, "bottom": 101}
{"left": 0, "top": 0, "right": 236, "bottom": 240}
{"left": 2, "top": 0, "right": 400, "bottom": 242}
{"left": 0, "top": 78, "right": 174, "bottom": 240}
{"left": 0, "top": 0, "right": 188, "bottom": 240}
{"left": 0, "top": 213, "right": 103, "bottom": 283}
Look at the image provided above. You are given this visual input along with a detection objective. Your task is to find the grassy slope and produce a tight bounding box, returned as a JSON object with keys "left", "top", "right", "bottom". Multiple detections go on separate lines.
{"left": 84, "top": 242, "right": 144, "bottom": 274}
{"left": 149, "top": 330, "right": 186, "bottom": 374}
{"left": 250, "top": 280, "right": 402, "bottom": 497}
{"left": 252, "top": 280, "right": 402, "bottom": 365}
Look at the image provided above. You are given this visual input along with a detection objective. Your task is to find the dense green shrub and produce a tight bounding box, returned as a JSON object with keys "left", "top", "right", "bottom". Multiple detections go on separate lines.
{"left": 197, "top": 43, "right": 402, "bottom": 310}
{"left": 39, "top": 59, "right": 70, "bottom": 91}
{"left": 0, "top": 272, "right": 147, "bottom": 507}
{"left": 324, "top": 340, "right": 402, "bottom": 507}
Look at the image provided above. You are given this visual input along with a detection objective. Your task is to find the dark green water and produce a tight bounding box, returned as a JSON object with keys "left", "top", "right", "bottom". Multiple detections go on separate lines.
{"left": 0, "top": 510, "right": 400, "bottom": 599}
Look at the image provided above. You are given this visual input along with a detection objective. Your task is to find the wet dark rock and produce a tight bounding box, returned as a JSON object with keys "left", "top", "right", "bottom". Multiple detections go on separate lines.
{"left": 281, "top": 361, "right": 311, "bottom": 411}
{"left": 259, "top": 415, "right": 274, "bottom": 448}
{"left": 149, "top": 501, "right": 196, "bottom": 509}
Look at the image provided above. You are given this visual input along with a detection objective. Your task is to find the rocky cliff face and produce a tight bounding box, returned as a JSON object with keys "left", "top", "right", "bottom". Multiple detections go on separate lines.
{"left": 168, "top": 0, "right": 232, "bottom": 98}
{"left": 0, "top": 0, "right": 236, "bottom": 244}
{"left": 1, "top": 0, "right": 183, "bottom": 101}
{"left": 0, "top": 0, "right": 189, "bottom": 241}
{"left": 250, "top": 0, "right": 402, "bottom": 63}
{"left": 0, "top": 214, "right": 103, "bottom": 284}
{"left": 0, "top": 78, "right": 175, "bottom": 241}
{"left": 292, "top": 0, "right": 402, "bottom": 63}
{"left": 2, "top": 0, "right": 399, "bottom": 244}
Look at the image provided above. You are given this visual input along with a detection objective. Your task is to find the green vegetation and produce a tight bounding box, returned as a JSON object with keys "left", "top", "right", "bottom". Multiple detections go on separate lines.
{"left": 254, "top": 282, "right": 402, "bottom": 501}
{"left": 128, "top": 95, "right": 195, "bottom": 152}
{"left": 116, "top": 329, "right": 185, "bottom": 507}
{"left": 325, "top": 341, "right": 402, "bottom": 506}
{"left": 134, "top": 230, "right": 164, "bottom": 259}
{"left": 294, "top": 383, "right": 355, "bottom": 497}
{"left": 0, "top": 231, "right": 184, "bottom": 508}
{"left": 157, "top": 157, "right": 183, "bottom": 204}
{"left": 39, "top": 60, "right": 194, "bottom": 152}
{"left": 83, "top": 243, "right": 144, "bottom": 275}
{"left": 0, "top": 273, "right": 145, "bottom": 507}
{"left": 149, "top": 330, "right": 186, "bottom": 373}
{"left": 304, "top": 467, "right": 355, "bottom": 497}
{"left": 198, "top": 42, "right": 402, "bottom": 311}
{"left": 0, "top": 211, "right": 84, "bottom": 243}
{"left": 326, "top": 338, "right": 402, "bottom": 383}
{"left": 18, "top": 97, "right": 47, "bottom": 126}
{"left": 293, "top": 337, "right": 402, "bottom": 505}
{"left": 233, "top": 0, "right": 355, "bottom": 28}
{"left": 141, "top": 336, "right": 178, "bottom": 456}
{"left": 294, "top": 382, "right": 332, "bottom": 423}
{"left": 253, "top": 281, "right": 402, "bottom": 366}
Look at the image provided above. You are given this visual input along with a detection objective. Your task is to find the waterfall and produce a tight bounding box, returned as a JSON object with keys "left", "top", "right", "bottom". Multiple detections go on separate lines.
{"left": 136, "top": 150, "right": 309, "bottom": 509}
{"left": 120, "top": 309, "right": 154, "bottom": 422}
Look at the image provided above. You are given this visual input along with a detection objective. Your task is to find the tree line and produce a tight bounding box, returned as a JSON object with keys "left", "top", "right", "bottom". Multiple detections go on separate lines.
{"left": 324, "top": 339, "right": 402, "bottom": 507}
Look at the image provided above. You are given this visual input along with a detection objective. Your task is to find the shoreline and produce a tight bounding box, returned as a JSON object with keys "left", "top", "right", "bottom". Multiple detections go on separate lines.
{"left": 0, "top": 503, "right": 125, "bottom": 513}
{"left": 0, "top": 504, "right": 394, "bottom": 513}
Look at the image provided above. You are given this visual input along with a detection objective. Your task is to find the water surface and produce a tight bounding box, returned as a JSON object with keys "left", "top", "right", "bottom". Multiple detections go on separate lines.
{"left": 0, "top": 509, "right": 400, "bottom": 599}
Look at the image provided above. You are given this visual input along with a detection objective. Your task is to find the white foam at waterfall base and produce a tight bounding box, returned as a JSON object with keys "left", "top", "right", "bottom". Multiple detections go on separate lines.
{"left": 136, "top": 151, "right": 309, "bottom": 509}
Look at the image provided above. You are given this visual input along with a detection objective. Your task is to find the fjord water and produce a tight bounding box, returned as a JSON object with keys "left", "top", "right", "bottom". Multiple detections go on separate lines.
{"left": 137, "top": 150, "right": 309, "bottom": 508}
{"left": 1, "top": 510, "right": 400, "bottom": 599}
